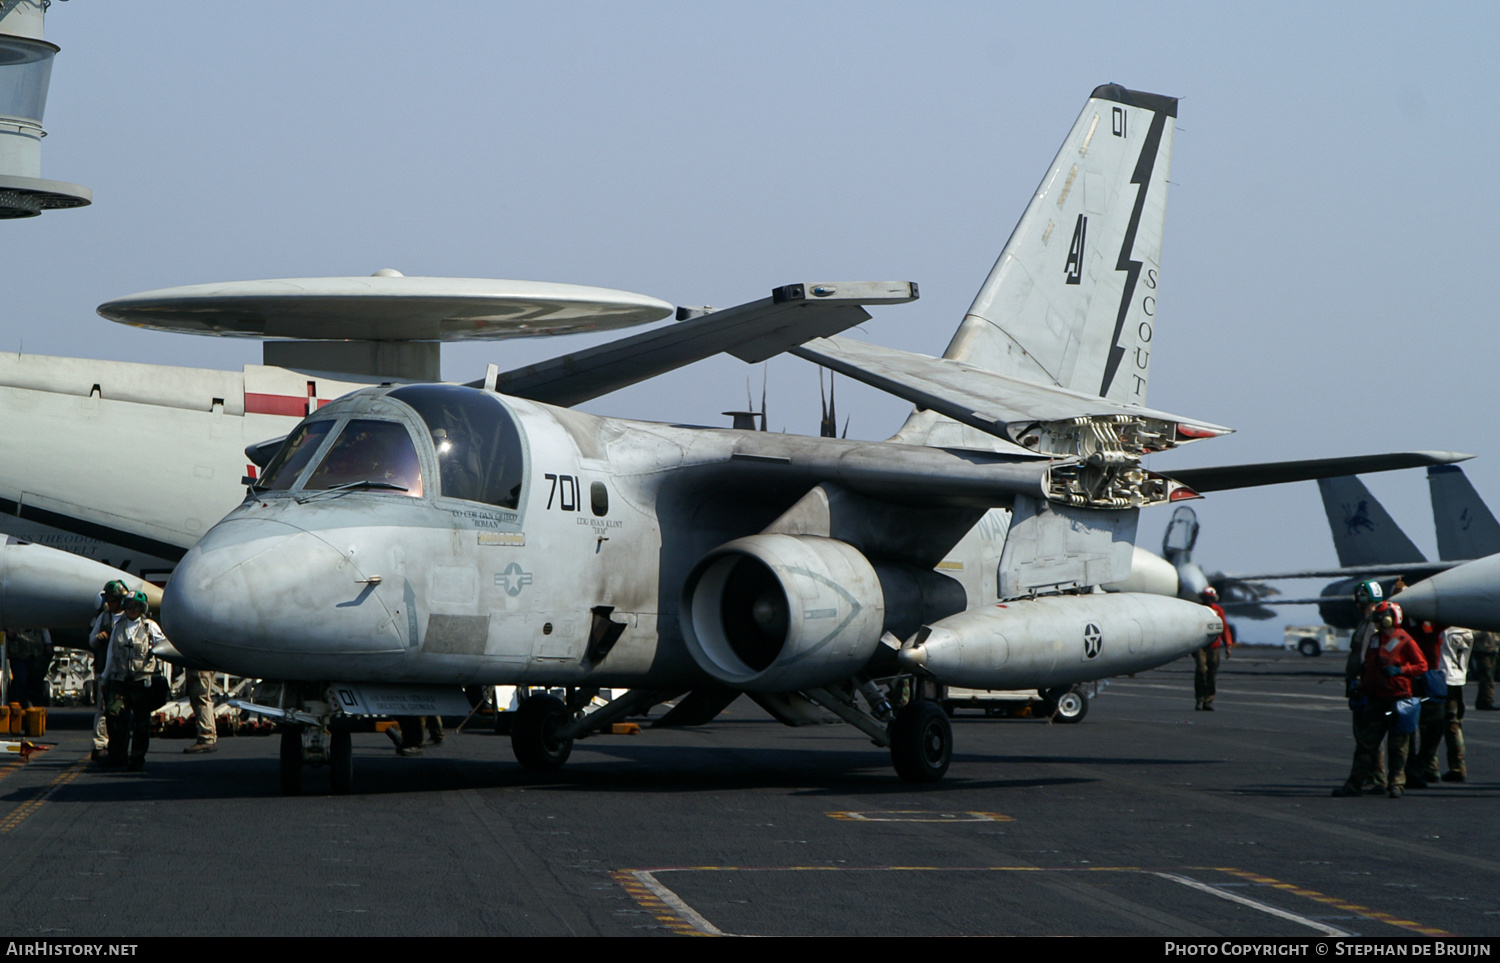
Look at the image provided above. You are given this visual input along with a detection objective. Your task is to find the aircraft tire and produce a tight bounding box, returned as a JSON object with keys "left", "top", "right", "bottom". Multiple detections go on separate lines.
{"left": 329, "top": 729, "right": 353, "bottom": 795}
{"left": 511, "top": 694, "right": 573, "bottom": 772}
{"left": 1049, "top": 687, "right": 1089, "bottom": 724}
{"left": 279, "top": 727, "right": 304, "bottom": 796}
{"left": 889, "top": 700, "right": 951, "bottom": 783}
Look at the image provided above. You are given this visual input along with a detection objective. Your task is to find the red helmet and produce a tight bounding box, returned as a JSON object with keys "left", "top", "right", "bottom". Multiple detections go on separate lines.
{"left": 1200, "top": 587, "right": 1218, "bottom": 603}
{"left": 1373, "top": 600, "right": 1403, "bottom": 630}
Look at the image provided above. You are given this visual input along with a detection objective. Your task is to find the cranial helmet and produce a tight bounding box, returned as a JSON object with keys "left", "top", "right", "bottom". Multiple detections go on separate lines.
{"left": 1200, "top": 586, "right": 1219, "bottom": 603}
{"left": 1373, "top": 600, "right": 1403, "bottom": 630}
{"left": 102, "top": 579, "right": 128, "bottom": 600}
{"left": 125, "top": 590, "right": 149, "bottom": 616}
{"left": 1354, "top": 580, "right": 1384, "bottom": 605}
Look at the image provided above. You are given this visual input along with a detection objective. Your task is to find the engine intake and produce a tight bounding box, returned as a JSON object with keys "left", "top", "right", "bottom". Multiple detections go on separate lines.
{"left": 680, "top": 534, "right": 884, "bottom": 692}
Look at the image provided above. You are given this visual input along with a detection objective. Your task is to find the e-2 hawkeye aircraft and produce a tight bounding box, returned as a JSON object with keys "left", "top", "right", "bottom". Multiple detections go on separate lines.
{"left": 160, "top": 84, "right": 1465, "bottom": 793}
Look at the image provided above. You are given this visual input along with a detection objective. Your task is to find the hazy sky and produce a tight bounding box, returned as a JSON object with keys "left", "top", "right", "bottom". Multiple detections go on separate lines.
{"left": 9, "top": 2, "right": 1498, "bottom": 641}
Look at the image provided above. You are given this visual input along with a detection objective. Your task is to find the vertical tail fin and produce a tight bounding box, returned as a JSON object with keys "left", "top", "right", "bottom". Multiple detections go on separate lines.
{"left": 1428, "top": 465, "right": 1500, "bottom": 560}
{"left": 1317, "top": 476, "right": 1426, "bottom": 567}
{"left": 894, "top": 85, "right": 1177, "bottom": 449}
{"left": 949, "top": 84, "right": 1176, "bottom": 404}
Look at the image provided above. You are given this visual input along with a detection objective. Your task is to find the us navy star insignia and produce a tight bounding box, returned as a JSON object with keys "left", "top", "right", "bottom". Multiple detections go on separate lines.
{"left": 1083, "top": 623, "right": 1103, "bottom": 659}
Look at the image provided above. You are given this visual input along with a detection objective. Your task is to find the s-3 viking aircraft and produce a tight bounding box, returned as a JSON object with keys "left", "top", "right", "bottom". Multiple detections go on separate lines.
{"left": 0, "top": 269, "right": 883, "bottom": 635}
{"left": 156, "top": 84, "right": 1463, "bottom": 793}
{"left": 0, "top": 278, "right": 680, "bottom": 636}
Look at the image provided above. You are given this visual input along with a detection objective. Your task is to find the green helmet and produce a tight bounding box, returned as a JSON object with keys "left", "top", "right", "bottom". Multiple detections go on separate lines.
{"left": 102, "top": 579, "right": 128, "bottom": 600}
{"left": 124, "top": 590, "right": 150, "bottom": 616}
{"left": 1354, "top": 580, "right": 1384, "bottom": 605}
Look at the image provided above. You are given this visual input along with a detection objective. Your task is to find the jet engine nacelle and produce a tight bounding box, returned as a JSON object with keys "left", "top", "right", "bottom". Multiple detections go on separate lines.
{"left": 680, "top": 534, "right": 885, "bottom": 693}
{"left": 0, "top": 542, "right": 161, "bottom": 633}
{"left": 897, "top": 592, "right": 1219, "bottom": 690}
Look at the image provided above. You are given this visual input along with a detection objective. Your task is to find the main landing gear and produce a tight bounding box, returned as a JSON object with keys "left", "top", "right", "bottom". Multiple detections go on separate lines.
{"left": 508, "top": 687, "right": 679, "bottom": 773}
{"left": 797, "top": 677, "right": 953, "bottom": 783}
{"left": 250, "top": 679, "right": 962, "bottom": 790}
{"left": 888, "top": 699, "right": 953, "bottom": 782}
{"left": 510, "top": 693, "right": 573, "bottom": 771}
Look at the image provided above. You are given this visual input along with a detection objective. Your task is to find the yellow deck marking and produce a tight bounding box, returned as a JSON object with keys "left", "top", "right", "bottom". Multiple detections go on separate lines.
{"left": 828, "top": 810, "right": 1012, "bottom": 823}
{"left": 610, "top": 871, "right": 720, "bottom": 936}
{"left": 615, "top": 864, "right": 1452, "bottom": 938}
{"left": 1155, "top": 872, "right": 1351, "bottom": 937}
{"left": 1206, "top": 867, "right": 1453, "bottom": 937}
{"left": 0, "top": 758, "right": 86, "bottom": 834}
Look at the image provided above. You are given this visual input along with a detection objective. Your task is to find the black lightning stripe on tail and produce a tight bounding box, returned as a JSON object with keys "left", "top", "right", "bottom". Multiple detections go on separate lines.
{"left": 1099, "top": 107, "right": 1168, "bottom": 398}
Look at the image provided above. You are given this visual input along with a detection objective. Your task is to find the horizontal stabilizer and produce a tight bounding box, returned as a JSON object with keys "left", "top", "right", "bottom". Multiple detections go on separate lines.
{"left": 476, "top": 282, "right": 917, "bottom": 407}
{"left": 1163, "top": 451, "right": 1471, "bottom": 493}
{"left": 793, "top": 335, "right": 1230, "bottom": 446}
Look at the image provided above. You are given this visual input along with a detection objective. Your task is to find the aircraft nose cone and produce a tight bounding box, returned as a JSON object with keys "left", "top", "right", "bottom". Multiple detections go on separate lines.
{"left": 1393, "top": 580, "right": 1439, "bottom": 621}
{"left": 163, "top": 517, "right": 404, "bottom": 679}
{"left": 1396, "top": 557, "right": 1500, "bottom": 632}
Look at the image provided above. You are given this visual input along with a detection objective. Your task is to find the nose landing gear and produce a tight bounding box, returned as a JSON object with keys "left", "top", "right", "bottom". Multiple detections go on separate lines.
{"left": 239, "top": 682, "right": 475, "bottom": 795}
{"left": 276, "top": 707, "right": 332, "bottom": 796}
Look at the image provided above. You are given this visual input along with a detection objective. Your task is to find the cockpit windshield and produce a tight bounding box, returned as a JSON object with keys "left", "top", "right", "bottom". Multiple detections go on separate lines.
{"left": 303, "top": 420, "right": 425, "bottom": 496}
{"left": 258, "top": 420, "right": 334, "bottom": 491}
{"left": 389, "top": 385, "right": 525, "bottom": 509}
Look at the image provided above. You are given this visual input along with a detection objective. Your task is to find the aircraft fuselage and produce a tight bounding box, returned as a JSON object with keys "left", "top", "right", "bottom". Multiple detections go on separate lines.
{"left": 163, "top": 383, "right": 1038, "bottom": 686}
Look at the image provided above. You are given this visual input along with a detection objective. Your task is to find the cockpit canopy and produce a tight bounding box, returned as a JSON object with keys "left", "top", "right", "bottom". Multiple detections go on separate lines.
{"left": 256, "top": 384, "right": 526, "bottom": 509}
{"left": 389, "top": 384, "right": 524, "bottom": 509}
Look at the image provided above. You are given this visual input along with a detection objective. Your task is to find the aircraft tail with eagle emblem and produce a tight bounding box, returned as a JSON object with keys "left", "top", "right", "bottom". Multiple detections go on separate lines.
{"left": 1317, "top": 475, "right": 1427, "bottom": 568}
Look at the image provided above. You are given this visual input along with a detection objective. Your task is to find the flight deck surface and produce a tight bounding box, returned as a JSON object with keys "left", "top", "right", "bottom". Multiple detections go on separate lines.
{"left": 0, "top": 650, "right": 1495, "bottom": 938}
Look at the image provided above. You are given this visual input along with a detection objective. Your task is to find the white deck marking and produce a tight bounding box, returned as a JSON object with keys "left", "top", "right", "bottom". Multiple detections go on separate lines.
{"left": 1152, "top": 872, "right": 1352, "bottom": 936}
{"left": 616, "top": 866, "right": 1419, "bottom": 937}
{"left": 631, "top": 870, "right": 729, "bottom": 936}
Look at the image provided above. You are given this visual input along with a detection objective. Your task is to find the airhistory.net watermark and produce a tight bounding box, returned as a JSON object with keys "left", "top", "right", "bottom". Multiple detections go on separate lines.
{"left": 5, "top": 945, "right": 137, "bottom": 956}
